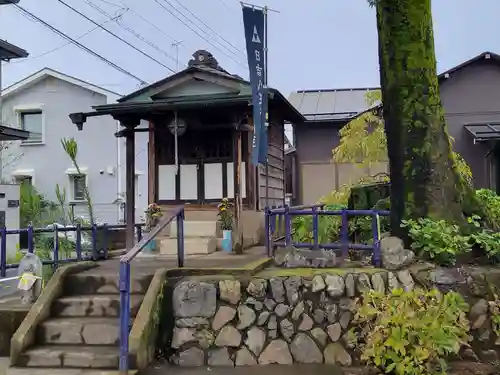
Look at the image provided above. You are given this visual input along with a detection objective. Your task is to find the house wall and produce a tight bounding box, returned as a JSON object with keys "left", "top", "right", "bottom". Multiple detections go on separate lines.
{"left": 258, "top": 116, "right": 285, "bottom": 208}
{"left": 440, "top": 59, "right": 500, "bottom": 190}
{"left": 0, "top": 76, "right": 148, "bottom": 226}
{"left": 293, "top": 123, "right": 387, "bottom": 205}
{"left": 292, "top": 59, "right": 500, "bottom": 205}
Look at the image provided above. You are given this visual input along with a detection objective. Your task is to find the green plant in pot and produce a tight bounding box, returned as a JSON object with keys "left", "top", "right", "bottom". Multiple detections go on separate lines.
{"left": 144, "top": 203, "right": 162, "bottom": 252}
{"left": 218, "top": 198, "right": 233, "bottom": 252}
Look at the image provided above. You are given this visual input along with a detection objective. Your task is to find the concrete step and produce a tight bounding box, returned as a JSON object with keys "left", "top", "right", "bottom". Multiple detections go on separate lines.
{"left": 64, "top": 273, "right": 151, "bottom": 295}
{"left": 16, "top": 345, "right": 125, "bottom": 369}
{"left": 37, "top": 317, "right": 122, "bottom": 346}
{"left": 159, "top": 237, "right": 217, "bottom": 255}
{"left": 169, "top": 220, "right": 219, "bottom": 238}
{"left": 52, "top": 294, "right": 144, "bottom": 318}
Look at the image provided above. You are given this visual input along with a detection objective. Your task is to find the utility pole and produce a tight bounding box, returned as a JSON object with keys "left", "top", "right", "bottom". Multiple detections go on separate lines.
{"left": 171, "top": 40, "right": 182, "bottom": 72}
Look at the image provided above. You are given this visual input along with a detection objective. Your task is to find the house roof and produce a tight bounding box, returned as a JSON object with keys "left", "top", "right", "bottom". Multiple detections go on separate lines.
{"left": 289, "top": 51, "right": 500, "bottom": 124}
{"left": 0, "top": 39, "right": 28, "bottom": 61}
{"left": 2, "top": 67, "right": 122, "bottom": 100}
{"left": 104, "top": 50, "right": 304, "bottom": 123}
{"left": 438, "top": 51, "right": 500, "bottom": 80}
{"left": 0, "top": 125, "right": 29, "bottom": 141}
{"left": 118, "top": 62, "right": 248, "bottom": 103}
{"left": 288, "top": 87, "right": 379, "bottom": 122}
{"left": 83, "top": 89, "right": 304, "bottom": 124}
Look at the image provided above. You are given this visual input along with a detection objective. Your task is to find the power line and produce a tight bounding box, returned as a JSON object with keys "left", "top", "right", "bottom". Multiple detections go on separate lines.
{"left": 84, "top": 0, "right": 181, "bottom": 67}
{"left": 94, "top": 0, "right": 122, "bottom": 7}
{"left": 216, "top": 0, "right": 239, "bottom": 17}
{"left": 55, "top": 0, "right": 176, "bottom": 73}
{"left": 7, "top": 13, "right": 122, "bottom": 64}
{"left": 119, "top": 1, "right": 181, "bottom": 46}
{"left": 170, "top": 0, "right": 245, "bottom": 58}
{"left": 13, "top": 5, "right": 146, "bottom": 84}
{"left": 160, "top": 0, "right": 243, "bottom": 60}
{"left": 153, "top": 0, "right": 247, "bottom": 68}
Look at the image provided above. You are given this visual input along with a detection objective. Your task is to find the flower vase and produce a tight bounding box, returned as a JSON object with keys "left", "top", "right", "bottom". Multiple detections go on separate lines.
{"left": 144, "top": 238, "right": 157, "bottom": 252}
{"left": 143, "top": 232, "right": 157, "bottom": 253}
{"left": 222, "top": 230, "right": 232, "bottom": 252}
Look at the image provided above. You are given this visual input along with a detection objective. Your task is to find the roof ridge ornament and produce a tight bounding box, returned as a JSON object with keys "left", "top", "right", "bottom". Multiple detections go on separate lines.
{"left": 188, "top": 50, "right": 220, "bottom": 69}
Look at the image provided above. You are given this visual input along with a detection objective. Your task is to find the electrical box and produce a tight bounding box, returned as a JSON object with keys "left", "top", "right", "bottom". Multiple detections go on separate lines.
{"left": 0, "top": 184, "right": 20, "bottom": 259}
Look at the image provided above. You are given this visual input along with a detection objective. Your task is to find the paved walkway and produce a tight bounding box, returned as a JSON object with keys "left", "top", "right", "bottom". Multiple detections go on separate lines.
{"left": 79, "top": 246, "right": 268, "bottom": 276}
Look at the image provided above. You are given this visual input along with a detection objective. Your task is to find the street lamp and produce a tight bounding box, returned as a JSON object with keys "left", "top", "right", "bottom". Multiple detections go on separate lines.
{"left": 0, "top": 0, "right": 20, "bottom": 4}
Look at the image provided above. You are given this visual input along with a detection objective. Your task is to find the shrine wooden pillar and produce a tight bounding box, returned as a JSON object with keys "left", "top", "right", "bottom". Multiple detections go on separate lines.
{"left": 233, "top": 121, "right": 244, "bottom": 254}
{"left": 147, "top": 120, "right": 157, "bottom": 204}
{"left": 117, "top": 116, "right": 140, "bottom": 250}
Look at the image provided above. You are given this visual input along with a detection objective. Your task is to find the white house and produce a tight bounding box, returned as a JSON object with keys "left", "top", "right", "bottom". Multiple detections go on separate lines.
{"left": 0, "top": 68, "right": 149, "bottom": 225}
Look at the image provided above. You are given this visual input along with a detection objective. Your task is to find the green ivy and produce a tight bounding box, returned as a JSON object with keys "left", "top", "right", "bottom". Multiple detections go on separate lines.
{"left": 352, "top": 288, "right": 470, "bottom": 375}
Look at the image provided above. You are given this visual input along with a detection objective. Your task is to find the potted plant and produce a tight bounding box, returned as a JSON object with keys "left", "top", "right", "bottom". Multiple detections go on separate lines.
{"left": 218, "top": 198, "right": 233, "bottom": 252}
{"left": 144, "top": 203, "right": 162, "bottom": 252}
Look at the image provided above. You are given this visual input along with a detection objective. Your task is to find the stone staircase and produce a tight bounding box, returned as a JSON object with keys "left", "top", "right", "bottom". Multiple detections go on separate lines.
{"left": 159, "top": 219, "right": 219, "bottom": 255}
{"left": 8, "top": 270, "right": 150, "bottom": 374}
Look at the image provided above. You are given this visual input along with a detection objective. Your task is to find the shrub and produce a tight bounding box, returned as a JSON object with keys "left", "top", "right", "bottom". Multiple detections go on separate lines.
{"left": 476, "top": 189, "right": 500, "bottom": 224}
{"left": 465, "top": 215, "right": 500, "bottom": 262}
{"left": 352, "top": 288, "right": 470, "bottom": 375}
{"left": 291, "top": 203, "right": 344, "bottom": 244}
{"left": 401, "top": 218, "right": 470, "bottom": 266}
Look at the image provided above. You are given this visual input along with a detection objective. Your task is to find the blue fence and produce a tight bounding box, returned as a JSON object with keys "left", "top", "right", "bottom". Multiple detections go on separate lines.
{"left": 265, "top": 204, "right": 390, "bottom": 266}
{"left": 0, "top": 223, "right": 145, "bottom": 277}
{"left": 119, "top": 206, "right": 185, "bottom": 373}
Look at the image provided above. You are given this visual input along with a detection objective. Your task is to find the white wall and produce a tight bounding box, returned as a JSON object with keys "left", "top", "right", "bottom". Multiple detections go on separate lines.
{"left": 0, "top": 75, "right": 148, "bottom": 226}
{"left": 0, "top": 184, "right": 20, "bottom": 257}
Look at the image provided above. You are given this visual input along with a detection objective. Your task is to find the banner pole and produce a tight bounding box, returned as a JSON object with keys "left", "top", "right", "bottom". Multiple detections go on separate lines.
{"left": 264, "top": 5, "right": 269, "bottom": 210}
{"left": 240, "top": 1, "right": 279, "bottom": 13}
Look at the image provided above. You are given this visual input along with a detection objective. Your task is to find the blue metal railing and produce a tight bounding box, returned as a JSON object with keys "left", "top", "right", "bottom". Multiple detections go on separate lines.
{"left": 0, "top": 223, "right": 145, "bottom": 277}
{"left": 118, "top": 206, "right": 185, "bottom": 374}
{"left": 266, "top": 204, "right": 390, "bottom": 266}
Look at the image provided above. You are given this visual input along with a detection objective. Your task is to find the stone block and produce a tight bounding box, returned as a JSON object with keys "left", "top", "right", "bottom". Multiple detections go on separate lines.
{"left": 173, "top": 281, "right": 217, "bottom": 318}
{"left": 274, "top": 247, "right": 337, "bottom": 268}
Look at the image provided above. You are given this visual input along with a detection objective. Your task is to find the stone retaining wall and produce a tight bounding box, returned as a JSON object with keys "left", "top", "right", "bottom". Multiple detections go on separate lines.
{"left": 169, "top": 267, "right": 500, "bottom": 367}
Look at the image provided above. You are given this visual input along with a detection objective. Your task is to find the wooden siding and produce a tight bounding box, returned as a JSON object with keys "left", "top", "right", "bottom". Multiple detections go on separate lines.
{"left": 258, "top": 118, "right": 285, "bottom": 208}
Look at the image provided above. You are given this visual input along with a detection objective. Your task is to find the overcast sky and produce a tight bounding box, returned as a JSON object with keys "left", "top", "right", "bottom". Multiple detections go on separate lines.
{"left": 1, "top": 0, "right": 499, "bottom": 97}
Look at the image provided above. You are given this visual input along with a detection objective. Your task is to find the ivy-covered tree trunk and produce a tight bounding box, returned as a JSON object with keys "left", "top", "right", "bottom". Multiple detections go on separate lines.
{"left": 374, "top": 0, "right": 467, "bottom": 236}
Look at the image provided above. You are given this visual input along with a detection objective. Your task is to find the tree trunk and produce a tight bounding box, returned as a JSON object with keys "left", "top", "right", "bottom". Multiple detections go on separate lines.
{"left": 375, "top": 0, "right": 466, "bottom": 236}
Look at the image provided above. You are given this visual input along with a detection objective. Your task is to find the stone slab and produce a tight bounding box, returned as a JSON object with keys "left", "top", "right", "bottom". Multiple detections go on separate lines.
{"left": 37, "top": 317, "right": 120, "bottom": 346}
{"left": 17, "top": 345, "right": 120, "bottom": 369}
{"left": 53, "top": 294, "right": 144, "bottom": 318}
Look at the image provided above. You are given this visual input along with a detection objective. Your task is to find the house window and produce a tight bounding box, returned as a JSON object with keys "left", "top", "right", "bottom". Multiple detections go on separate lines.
{"left": 15, "top": 176, "right": 32, "bottom": 186}
{"left": 71, "top": 174, "right": 86, "bottom": 201}
{"left": 19, "top": 110, "right": 43, "bottom": 144}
